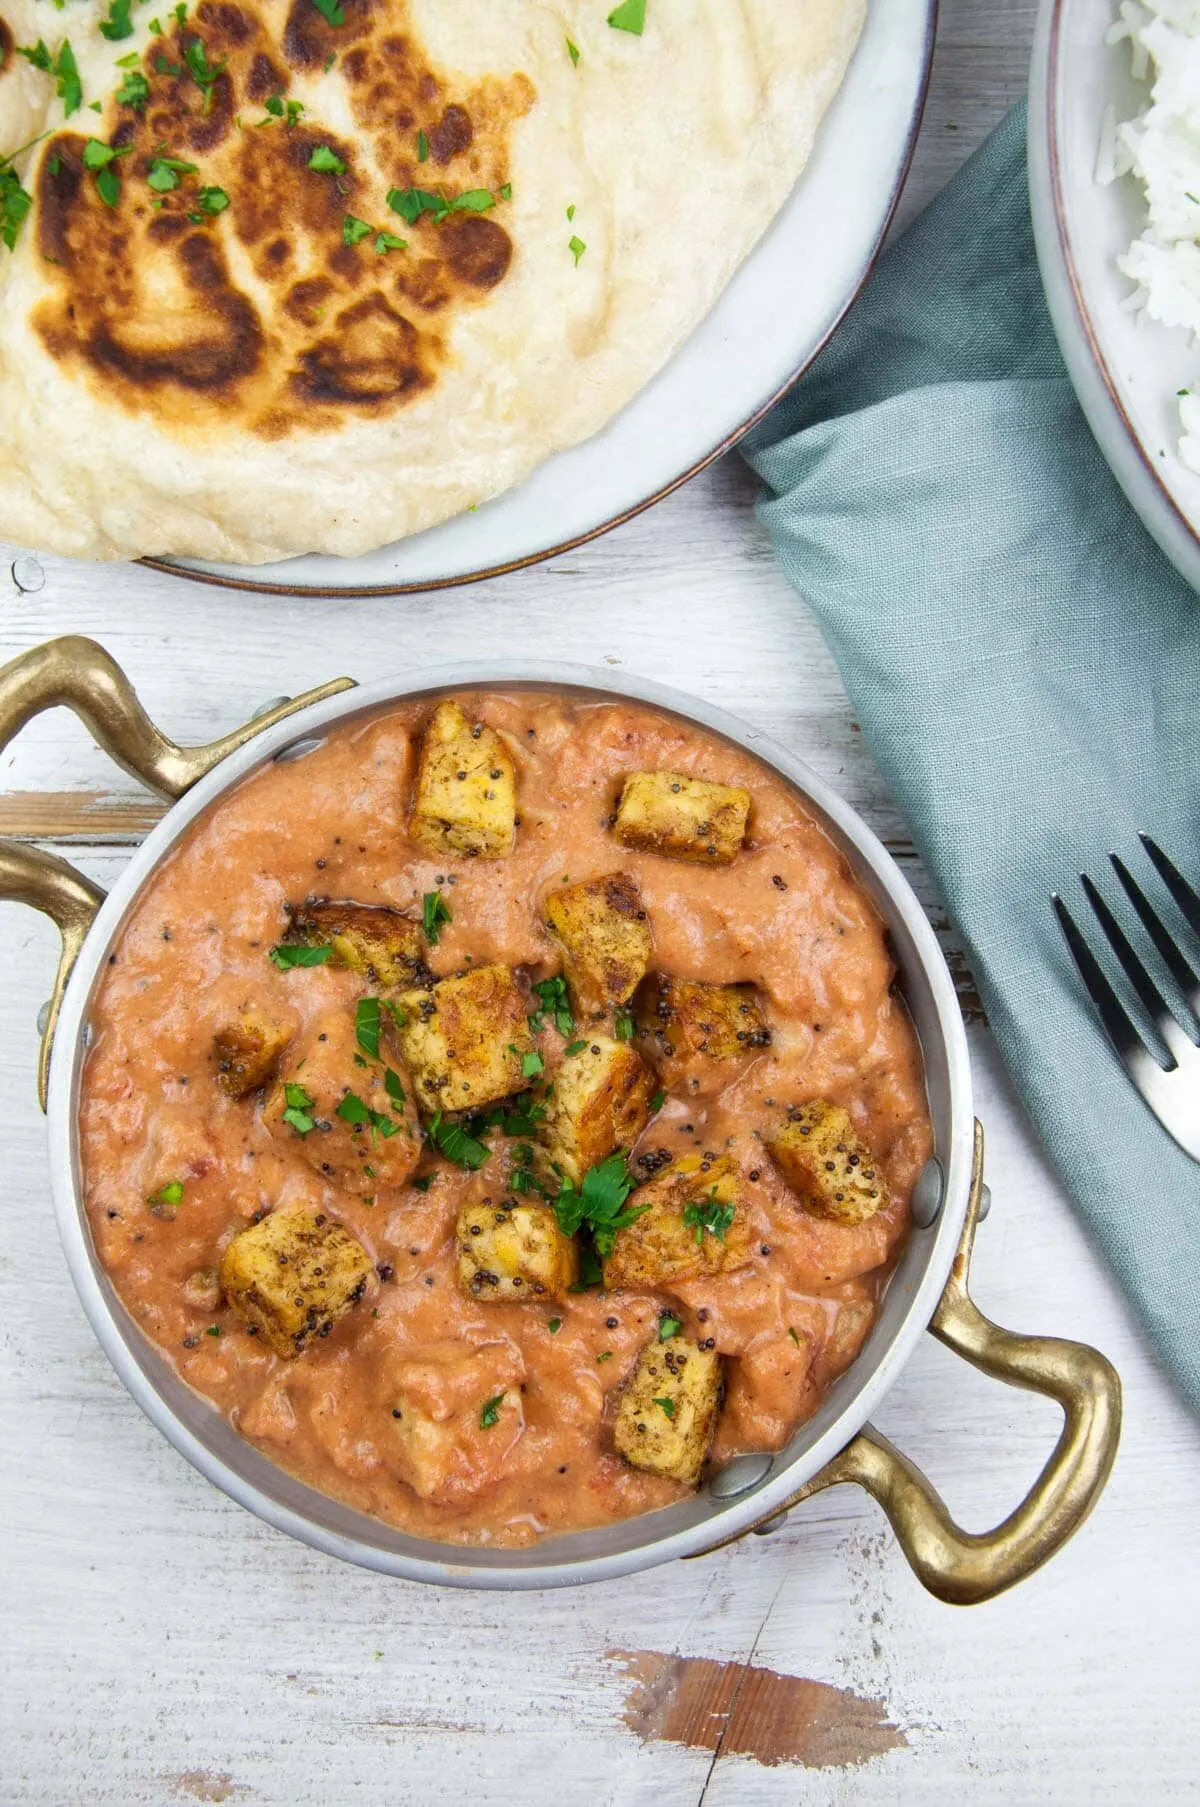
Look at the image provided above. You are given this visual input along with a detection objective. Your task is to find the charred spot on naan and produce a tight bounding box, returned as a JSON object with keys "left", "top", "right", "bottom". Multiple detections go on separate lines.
{"left": 29, "top": 0, "right": 532, "bottom": 437}
{"left": 0, "top": 18, "right": 14, "bottom": 77}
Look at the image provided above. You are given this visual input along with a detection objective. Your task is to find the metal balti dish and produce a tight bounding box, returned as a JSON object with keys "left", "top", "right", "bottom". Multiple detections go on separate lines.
{"left": 0, "top": 638, "right": 1122, "bottom": 1598}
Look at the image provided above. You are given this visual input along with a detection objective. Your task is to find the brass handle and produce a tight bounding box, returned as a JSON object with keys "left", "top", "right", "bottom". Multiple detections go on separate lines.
{"left": 0, "top": 636, "right": 357, "bottom": 1108}
{"left": 698, "top": 1124, "right": 1122, "bottom": 1604}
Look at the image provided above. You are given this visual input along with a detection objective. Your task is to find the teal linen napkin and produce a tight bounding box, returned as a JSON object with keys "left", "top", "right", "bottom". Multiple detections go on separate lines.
{"left": 745, "top": 102, "right": 1200, "bottom": 1410}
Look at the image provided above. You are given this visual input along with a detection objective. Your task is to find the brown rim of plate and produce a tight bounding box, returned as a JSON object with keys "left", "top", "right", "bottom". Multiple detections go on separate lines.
{"left": 143, "top": 5, "right": 938, "bottom": 600}
{"left": 1045, "top": 0, "right": 1200, "bottom": 558}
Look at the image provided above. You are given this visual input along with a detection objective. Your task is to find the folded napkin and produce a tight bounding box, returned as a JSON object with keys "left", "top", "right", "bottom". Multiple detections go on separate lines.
{"left": 745, "top": 102, "right": 1200, "bottom": 1411}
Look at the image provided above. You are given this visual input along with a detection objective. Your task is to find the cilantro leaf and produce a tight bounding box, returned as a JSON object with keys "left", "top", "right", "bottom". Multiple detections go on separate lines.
{"left": 521, "top": 1050, "right": 544, "bottom": 1080}
{"left": 312, "top": 0, "right": 345, "bottom": 23}
{"left": 147, "top": 155, "right": 198, "bottom": 192}
{"left": 529, "top": 976, "right": 573, "bottom": 1037}
{"left": 479, "top": 1392, "right": 505, "bottom": 1429}
{"left": 650, "top": 1089, "right": 665, "bottom": 1112}
{"left": 183, "top": 37, "right": 226, "bottom": 87}
{"left": 449, "top": 188, "right": 495, "bottom": 213}
{"left": 566, "top": 36, "right": 580, "bottom": 64}
{"left": 196, "top": 185, "right": 229, "bottom": 214}
{"left": 356, "top": 996, "right": 382, "bottom": 1059}
{"left": 374, "top": 230, "right": 406, "bottom": 255}
{"left": 147, "top": 1180, "right": 184, "bottom": 1206}
{"left": 607, "top": 0, "right": 646, "bottom": 32}
{"left": 416, "top": 128, "right": 428, "bottom": 162}
{"left": 20, "top": 39, "right": 83, "bottom": 116}
{"left": 568, "top": 235, "right": 587, "bottom": 266}
{"left": 342, "top": 212, "right": 372, "bottom": 246}
{"left": 384, "top": 1068, "right": 406, "bottom": 1107}
{"left": 282, "top": 1081, "right": 316, "bottom": 1135}
{"left": 95, "top": 165, "right": 122, "bottom": 208}
{"left": 658, "top": 1312, "right": 683, "bottom": 1341}
{"left": 337, "top": 1090, "right": 401, "bottom": 1138}
{"left": 0, "top": 163, "right": 33, "bottom": 252}
{"left": 270, "top": 942, "right": 332, "bottom": 968}
{"left": 548, "top": 1317, "right": 562, "bottom": 1333}
{"left": 652, "top": 1395, "right": 676, "bottom": 1420}
{"left": 309, "top": 143, "right": 346, "bottom": 173}
{"left": 116, "top": 69, "right": 150, "bottom": 109}
{"left": 682, "top": 1193, "right": 736, "bottom": 1246}
{"left": 100, "top": 0, "right": 135, "bottom": 40}
{"left": 387, "top": 184, "right": 443, "bottom": 224}
{"left": 427, "top": 1111, "right": 489, "bottom": 1171}
{"left": 422, "top": 889, "right": 452, "bottom": 945}
{"left": 553, "top": 1152, "right": 646, "bottom": 1258}
{"left": 615, "top": 1008, "right": 633, "bottom": 1041}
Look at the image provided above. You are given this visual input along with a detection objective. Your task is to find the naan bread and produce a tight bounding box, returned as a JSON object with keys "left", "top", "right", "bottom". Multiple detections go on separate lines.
{"left": 0, "top": 0, "right": 864, "bottom": 563}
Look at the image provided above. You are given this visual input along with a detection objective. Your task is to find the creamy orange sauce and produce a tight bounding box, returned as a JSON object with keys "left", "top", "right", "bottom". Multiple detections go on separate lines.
{"left": 79, "top": 692, "right": 932, "bottom": 1546}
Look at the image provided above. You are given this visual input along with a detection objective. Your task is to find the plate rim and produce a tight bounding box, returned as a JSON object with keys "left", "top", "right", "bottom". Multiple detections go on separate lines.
{"left": 142, "top": 3, "right": 938, "bottom": 600}
{"left": 1031, "top": 0, "right": 1200, "bottom": 589}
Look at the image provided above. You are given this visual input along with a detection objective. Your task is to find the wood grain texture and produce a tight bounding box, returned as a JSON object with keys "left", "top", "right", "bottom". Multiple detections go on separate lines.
{"left": 3, "top": 10, "right": 1200, "bottom": 1806}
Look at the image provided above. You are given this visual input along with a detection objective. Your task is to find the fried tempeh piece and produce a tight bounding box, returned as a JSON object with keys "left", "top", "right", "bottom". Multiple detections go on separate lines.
{"left": 212, "top": 1011, "right": 290, "bottom": 1098}
{"left": 537, "top": 1034, "right": 656, "bottom": 1188}
{"left": 544, "top": 873, "right": 653, "bottom": 1019}
{"left": 219, "top": 1207, "right": 373, "bottom": 1358}
{"left": 634, "top": 973, "right": 770, "bottom": 1063}
{"left": 613, "top": 770, "right": 750, "bottom": 865}
{"left": 456, "top": 1199, "right": 579, "bottom": 1301}
{"left": 613, "top": 1336, "right": 724, "bottom": 1485}
{"left": 286, "top": 900, "right": 427, "bottom": 987}
{"left": 764, "top": 1100, "right": 888, "bottom": 1225}
{"left": 394, "top": 964, "right": 533, "bottom": 1114}
{"left": 409, "top": 699, "right": 517, "bottom": 859}
{"left": 602, "top": 1152, "right": 753, "bottom": 1290}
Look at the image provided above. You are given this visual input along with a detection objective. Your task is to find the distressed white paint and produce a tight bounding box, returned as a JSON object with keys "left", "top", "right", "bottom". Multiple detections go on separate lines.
{"left": 3, "top": 6, "right": 1199, "bottom": 1802}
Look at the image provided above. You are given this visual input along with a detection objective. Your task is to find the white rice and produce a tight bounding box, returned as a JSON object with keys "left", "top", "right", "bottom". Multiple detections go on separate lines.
{"left": 1101, "top": 0, "right": 1200, "bottom": 470}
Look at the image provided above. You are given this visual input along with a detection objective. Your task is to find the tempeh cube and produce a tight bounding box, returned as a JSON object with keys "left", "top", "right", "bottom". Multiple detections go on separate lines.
{"left": 764, "top": 1101, "right": 888, "bottom": 1225}
{"left": 613, "top": 1335, "right": 724, "bottom": 1485}
{"left": 537, "top": 1034, "right": 656, "bottom": 1187}
{"left": 212, "top": 1012, "right": 290, "bottom": 1098}
{"left": 409, "top": 699, "right": 517, "bottom": 859}
{"left": 456, "top": 1199, "right": 578, "bottom": 1300}
{"left": 286, "top": 900, "right": 427, "bottom": 987}
{"left": 544, "top": 873, "right": 653, "bottom": 1019}
{"left": 613, "top": 770, "right": 750, "bottom": 865}
{"left": 219, "top": 1207, "right": 373, "bottom": 1358}
{"left": 602, "top": 1152, "right": 753, "bottom": 1290}
{"left": 394, "top": 964, "right": 533, "bottom": 1114}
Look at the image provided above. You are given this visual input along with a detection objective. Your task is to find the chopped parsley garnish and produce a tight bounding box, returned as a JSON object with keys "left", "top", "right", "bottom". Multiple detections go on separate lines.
{"left": 468, "top": 1093, "right": 546, "bottom": 1140}
{"left": 412, "top": 1173, "right": 434, "bottom": 1193}
{"left": 614, "top": 1009, "right": 634, "bottom": 1041}
{"left": 509, "top": 1142, "right": 547, "bottom": 1197}
{"left": 309, "top": 144, "right": 346, "bottom": 174}
{"left": 387, "top": 184, "right": 502, "bottom": 225}
{"left": 147, "top": 1180, "right": 184, "bottom": 1207}
{"left": 281, "top": 1081, "right": 316, "bottom": 1135}
{"left": 566, "top": 203, "right": 576, "bottom": 221}
{"left": 374, "top": 230, "right": 406, "bottom": 255}
{"left": 553, "top": 1152, "right": 646, "bottom": 1259}
{"left": 568, "top": 235, "right": 587, "bottom": 266}
{"left": 196, "top": 185, "right": 229, "bottom": 214}
{"left": 100, "top": 0, "right": 135, "bottom": 40}
{"left": 566, "top": 36, "right": 580, "bottom": 64}
{"left": 682, "top": 1192, "right": 736, "bottom": 1246}
{"left": 356, "top": 996, "right": 382, "bottom": 1058}
{"left": 650, "top": 1089, "right": 665, "bottom": 1113}
{"left": 479, "top": 1392, "right": 505, "bottom": 1429}
{"left": 548, "top": 1317, "right": 562, "bottom": 1334}
{"left": 96, "top": 165, "right": 122, "bottom": 207}
{"left": 205, "top": 1323, "right": 222, "bottom": 1337}
{"left": 342, "top": 212, "right": 372, "bottom": 246}
{"left": 312, "top": 0, "right": 345, "bottom": 24}
{"left": 521, "top": 1050, "right": 544, "bottom": 1080}
{"left": 384, "top": 1068, "right": 406, "bottom": 1107}
{"left": 788, "top": 1326, "right": 802, "bottom": 1347}
{"left": 383, "top": 999, "right": 410, "bottom": 1029}
{"left": 658, "top": 1312, "right": 683, "bottom": 1341}
{"left": 116, "top": 69, "right": 150, "bottom": 109}
{"left": 19, "top": 39, "right": 83, "bottom": 117}
{"left": 148, "top": 155, "right": 198, "bottom": 192}
{"left": 264, "top": 91, "right": 304, "bottom": 125}
{"left": 422, "top": 889, "right": 452, "bottom": 944}
{"left": 0, "top": 164, "right": 32, "bottom": 250}
{"left": 529, "top": 976, "right": 573, "bottom": 1037}
{"left": 270, "top": 942, "right": 332, "bottom": 968}
{"left": 336, "top": 1090, "right": 401, "bottom": 1138}
{"left": 499, "top": 182, "right": 512, "bottom": 200}
{"left": 427, "top": 1111, "right": 489, "bottom": 1171}
{"left": 563, "top": 1040, "right": 587, "bottom": 1057}
{"left": 608, "top": 0, "right": 647, "bottom": 32}
{"left": 416, "top": 128, "right": 428, "bottom": 162}
{"left": 596, "top": 1351, "right": 613, "bottom": 1363}
{"left": 652, "top": 1395, "right": 676, "bottom": 1419}
{"left": 184, "top": 37, "right": 226, "bottom": 88}
{"left": 83, "top": 138, "right": 128, "bottom": 170}
{"left": 570, "top": 1243, "right": 604, "bottom": 1292}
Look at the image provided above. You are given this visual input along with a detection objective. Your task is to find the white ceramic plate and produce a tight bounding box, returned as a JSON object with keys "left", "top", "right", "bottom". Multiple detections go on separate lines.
{"left": 152, "top": 0, "right": 936, "bottom": 597}
{"left": 1030, "top": 0, "right": 1200, "bottom": 593}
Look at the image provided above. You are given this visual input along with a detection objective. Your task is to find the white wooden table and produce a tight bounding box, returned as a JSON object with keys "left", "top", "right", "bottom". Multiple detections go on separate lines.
{"left": 3, "top": 5, "right": 1198, "bottom": 1802}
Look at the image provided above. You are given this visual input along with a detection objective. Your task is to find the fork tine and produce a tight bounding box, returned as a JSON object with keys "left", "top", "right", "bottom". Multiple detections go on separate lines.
{"left": 1140, "top": 834, "right": 1200, "bottom": 941}
{"left": 1078, "top": 873, "right": 1192, "bottom": 1062}
{"left": 1052, "top": 893, "right": 1160, "bottom": 1069}
{"left": 1111, "top": 853, "right": 1200, "bottom": 1014}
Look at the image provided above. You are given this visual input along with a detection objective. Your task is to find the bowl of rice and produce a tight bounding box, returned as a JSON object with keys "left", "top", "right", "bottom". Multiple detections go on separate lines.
{"left": 1030, "top": 0, "right": 1200, "bottom": 591}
